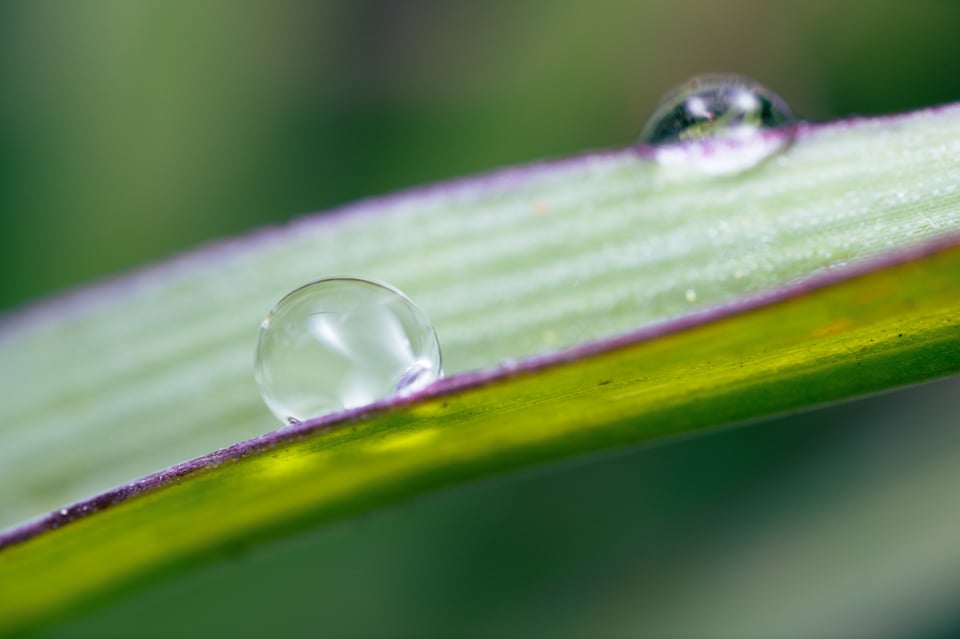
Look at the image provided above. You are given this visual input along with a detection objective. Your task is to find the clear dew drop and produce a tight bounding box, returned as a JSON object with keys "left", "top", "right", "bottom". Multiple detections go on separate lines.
{"left": 641, "top": 74, "right": 797, "bottom": 175}
{"left": 254, "top": 277, "right": 444, "bottom": 425}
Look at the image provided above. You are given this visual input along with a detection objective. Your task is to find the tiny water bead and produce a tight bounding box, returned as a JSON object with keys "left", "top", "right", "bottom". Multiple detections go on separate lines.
{"left": 641, "top": 74, "right": 797, "bottom": 175}
{"left": 254, "top": 278, "right": 443, "bottom": 425}
{"left": 641, "top": 74, "right": 795, "bottom": 145}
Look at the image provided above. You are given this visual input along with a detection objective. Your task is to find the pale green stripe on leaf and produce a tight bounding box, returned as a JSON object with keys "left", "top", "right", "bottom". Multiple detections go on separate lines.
{"left": 1, "top": 106, "right": 960, "bottom": 531}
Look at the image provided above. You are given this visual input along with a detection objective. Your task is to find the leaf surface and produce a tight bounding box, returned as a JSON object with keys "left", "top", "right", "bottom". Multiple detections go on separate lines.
{"left": 1, "top": 106, "right": 960, "bottom": 635}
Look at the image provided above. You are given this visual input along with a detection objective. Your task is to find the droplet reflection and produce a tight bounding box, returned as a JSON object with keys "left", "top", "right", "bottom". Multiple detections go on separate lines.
{"left": 254, "top": 278, "right": 443, "bottom": 424}
{"left": 641, "top": 74, "right": 797, "bottom": 175}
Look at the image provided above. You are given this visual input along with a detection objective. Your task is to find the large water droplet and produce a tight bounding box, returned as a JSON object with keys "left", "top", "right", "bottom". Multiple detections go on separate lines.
{"left": 254, "top": 278, "right": 443, "bottom": 424}
{"left": 641, "top": 74, "right": 796, "bottom": 175}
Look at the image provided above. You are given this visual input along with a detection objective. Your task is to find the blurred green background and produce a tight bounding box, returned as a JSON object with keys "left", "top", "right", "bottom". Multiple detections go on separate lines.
{"left": 4, "top": 0, "right": 960, "bottom": 311}
{"left": 3, "top": 1, "right": 960, "bottom": 637}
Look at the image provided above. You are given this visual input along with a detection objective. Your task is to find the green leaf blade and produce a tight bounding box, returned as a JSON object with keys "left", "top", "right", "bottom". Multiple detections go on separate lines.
{"left": 2, "top": 104, "right": 960, "bottom": 634}
{"left": 2, "top": 236, "right": 959, "bottom": 635}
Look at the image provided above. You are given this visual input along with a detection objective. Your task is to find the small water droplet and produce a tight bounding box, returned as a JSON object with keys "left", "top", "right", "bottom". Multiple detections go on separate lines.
{"left": 59, "top": 508, "right": 68, "bottom": 516}
{"left": 641, "top": 74, "right": 796, "bottom": 175}
{"left": 254, "top": 278, "right": 443, "bottom": 424}
{"left": 685, "top": 289, "right": 698, "bottom": 303}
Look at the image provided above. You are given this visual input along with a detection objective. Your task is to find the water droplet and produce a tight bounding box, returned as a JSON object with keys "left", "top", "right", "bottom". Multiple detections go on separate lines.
{"left": 59, "top": 508, "right": 68, "bottom": 516}
{"left": 685, "top": 289, "right": 698, "bottom": 303}
{"left": 254, "top": 278, "right": 443, "bottom": 424}
{"left": 641, "top": 74, "right": 796, "bottom": 175}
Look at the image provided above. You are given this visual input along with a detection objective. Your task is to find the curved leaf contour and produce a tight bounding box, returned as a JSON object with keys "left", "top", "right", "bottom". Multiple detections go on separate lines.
{"left": 2, "top": 104, "right": 960, "bottom": 635}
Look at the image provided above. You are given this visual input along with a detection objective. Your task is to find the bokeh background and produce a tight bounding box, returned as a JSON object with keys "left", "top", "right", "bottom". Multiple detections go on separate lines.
{"left": 3, "top": 1, "right": 960, "bottom": 637}
{"left": 5, "top": 0, "right": 960, "bottom": 311}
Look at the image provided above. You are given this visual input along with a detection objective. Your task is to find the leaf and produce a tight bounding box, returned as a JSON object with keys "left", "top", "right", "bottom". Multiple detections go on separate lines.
{"left": 2, "top": 105, "right": 960, "bottom": 635}
{"left": 32, "top": 376, "right": 960, "bottom": 638}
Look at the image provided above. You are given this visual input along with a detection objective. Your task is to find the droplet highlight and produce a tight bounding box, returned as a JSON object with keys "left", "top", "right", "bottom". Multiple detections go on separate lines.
{"left": 254, "top": 278, "right": 443, "bottom": 424}
{"left": 641, "top": 74, "right": 796, "bottom": 175}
